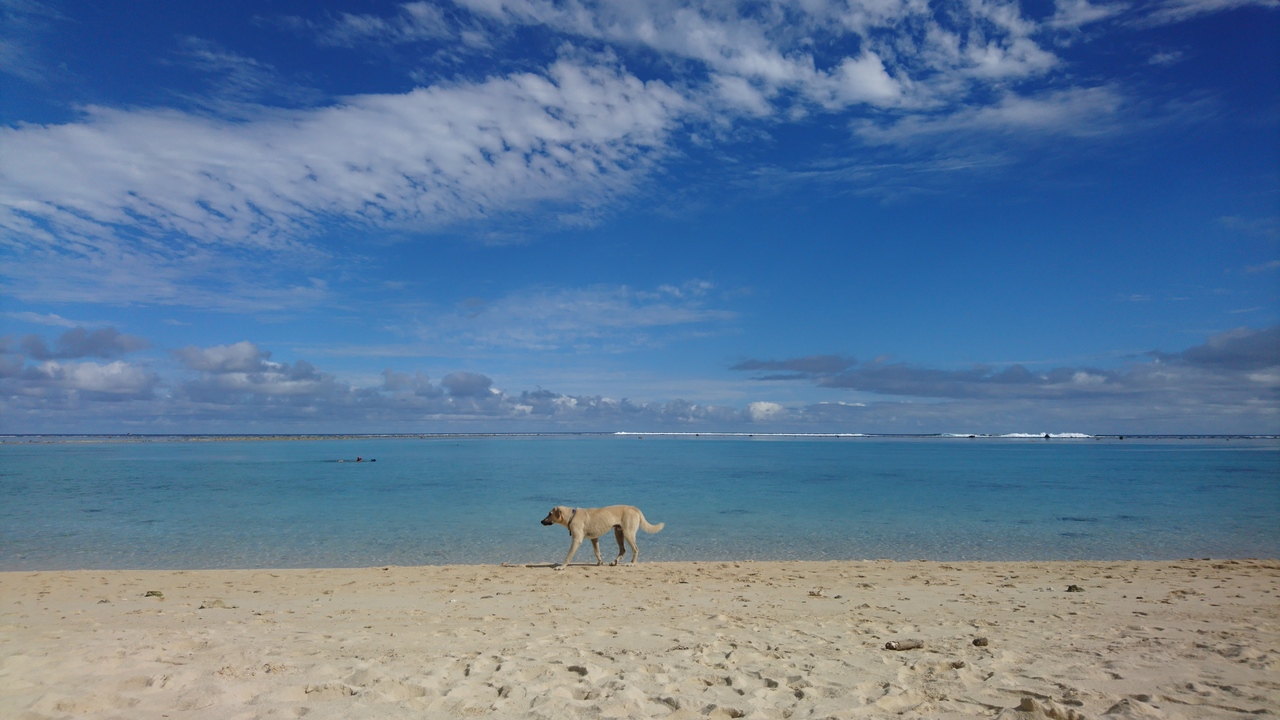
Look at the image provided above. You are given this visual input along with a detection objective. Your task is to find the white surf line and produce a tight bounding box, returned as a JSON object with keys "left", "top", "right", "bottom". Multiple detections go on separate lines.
{"left": 613, "top": 432, "right": 867, "bottom": 437}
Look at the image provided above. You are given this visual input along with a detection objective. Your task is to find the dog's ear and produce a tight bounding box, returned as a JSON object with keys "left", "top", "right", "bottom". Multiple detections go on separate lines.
{"left": 554, "top": 507, "right": 565, "bottom": 522}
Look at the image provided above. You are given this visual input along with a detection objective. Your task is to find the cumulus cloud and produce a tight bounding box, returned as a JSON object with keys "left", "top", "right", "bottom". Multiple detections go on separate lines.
{"left": 19, "top": 327, "right": 150, "bottom": 361}
{"left": 27, "top": 360, "right": 158, "bottom": 398}
{"left": 2, "top": 332, "right": 762, "bottom": 430}
{"left": 148, "top": 340, "right": 754, "bottom": 429}
{"left": 175, "top": 341, "right": 274, "bottom": 373}
{"left": 174, "top": 341, "right": 337, "bottom": 403}
{"left": 1171, "top": 325, "right": 1280, "bottom": 372}
{"left": 441, "top": 371, "right": 494, "bottom": 397}
{"left": 732, "top": 326, "right": 1279, "bottom": 402}
{"left": 0, "top": 324, "right": 158, "bottom": 408}
{"left": 381, "top": 369, "right": 444, "bottom": 398}
{"left": 747, "top": 400, "right": 785, "bottom": 421}
{"left": 3, "top": 329, "right": 1276, "bottom": 433}
{"left": 728, "top": 326, "right": 1280, "bottom": 432}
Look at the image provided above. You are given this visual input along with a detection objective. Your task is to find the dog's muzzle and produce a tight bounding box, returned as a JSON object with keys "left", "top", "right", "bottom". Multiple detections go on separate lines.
{"left": 540, "top": 519, "right": 553, "bottom": 525}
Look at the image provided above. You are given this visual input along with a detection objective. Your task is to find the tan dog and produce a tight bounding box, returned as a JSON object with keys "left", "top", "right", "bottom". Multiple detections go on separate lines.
{"left": 540, "top": 505, "right": 664, "bottom": 570}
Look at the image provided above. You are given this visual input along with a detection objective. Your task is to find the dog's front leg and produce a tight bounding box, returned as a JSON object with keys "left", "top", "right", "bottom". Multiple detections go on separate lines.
{"left": 591, "top": 538, "right": 604, "bottom": 565}
{"left": 557, "top": 533, "right": 584, "bottom": 571}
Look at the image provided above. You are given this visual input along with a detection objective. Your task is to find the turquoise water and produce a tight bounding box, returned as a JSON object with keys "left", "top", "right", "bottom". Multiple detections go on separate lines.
{"left": 0, "top": 435, "right": 1276, "bottom": 570}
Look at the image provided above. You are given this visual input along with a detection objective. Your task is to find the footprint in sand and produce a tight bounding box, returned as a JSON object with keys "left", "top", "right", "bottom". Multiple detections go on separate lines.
{"left": 302, "top": 682, "right": 357, "bottom": 700}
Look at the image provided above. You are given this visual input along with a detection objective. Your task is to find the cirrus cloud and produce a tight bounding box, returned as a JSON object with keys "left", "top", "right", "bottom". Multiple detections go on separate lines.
{"left": 0, "top": 57, "right": 687, "bottom": 308}
{"left": 399, "top": 281, "right": 737, "bottom": 352}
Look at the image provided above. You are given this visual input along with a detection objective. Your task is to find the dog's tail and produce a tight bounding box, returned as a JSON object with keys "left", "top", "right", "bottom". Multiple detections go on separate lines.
{"left": 640, "top": 514, "right": 664, "bottom": 534}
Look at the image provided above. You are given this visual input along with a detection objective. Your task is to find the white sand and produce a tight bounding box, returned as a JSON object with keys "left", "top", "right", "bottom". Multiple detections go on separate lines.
{"left": 2, "top": 559, "right": 1276, "bottom": 719}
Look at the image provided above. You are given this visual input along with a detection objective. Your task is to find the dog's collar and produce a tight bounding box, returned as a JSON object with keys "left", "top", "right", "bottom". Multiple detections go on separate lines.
{"left": 568, "top": 508, "right": 577, "bottom": 524}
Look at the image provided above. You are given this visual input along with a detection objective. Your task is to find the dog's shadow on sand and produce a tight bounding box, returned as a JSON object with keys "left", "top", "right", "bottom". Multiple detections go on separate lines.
{"left": 502, "top": 562, "right": 633, "bottom": 570}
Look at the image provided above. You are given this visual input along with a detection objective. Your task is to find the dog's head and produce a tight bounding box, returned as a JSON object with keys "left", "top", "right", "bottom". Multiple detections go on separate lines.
{"left": 541, "top": 506, "right": 570, "bottom": 526}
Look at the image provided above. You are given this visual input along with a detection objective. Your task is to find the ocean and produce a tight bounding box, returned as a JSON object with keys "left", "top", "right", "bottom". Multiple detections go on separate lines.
{"left": 1, "top": 434, "right": 1276, "bottom": 570}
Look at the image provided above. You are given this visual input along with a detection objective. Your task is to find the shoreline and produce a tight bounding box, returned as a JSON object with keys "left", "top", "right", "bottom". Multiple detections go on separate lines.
{"left": 5, "top": 556, "right": 1279, "bottom": 573}
{"left": 4, "top": 433, "right": 1277, "bottom": 444}
{"left": 3, "top": 559, "right": 1276, "bottom": 719}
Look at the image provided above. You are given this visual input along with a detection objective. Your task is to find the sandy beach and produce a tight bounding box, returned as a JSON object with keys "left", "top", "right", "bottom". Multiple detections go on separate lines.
{"left": 2, "top": 559, "right": 1276, "bottom": 719}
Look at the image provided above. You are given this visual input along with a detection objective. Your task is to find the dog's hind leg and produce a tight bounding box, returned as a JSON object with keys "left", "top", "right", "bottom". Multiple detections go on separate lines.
{"left": 610, "top": 527, "right": 627, "bottom": 566}
{"left": 591, "top": 538, "right": 604, "bottom": 566}
{"left": 622, "top": 528, "right": 640, "bottom": 565}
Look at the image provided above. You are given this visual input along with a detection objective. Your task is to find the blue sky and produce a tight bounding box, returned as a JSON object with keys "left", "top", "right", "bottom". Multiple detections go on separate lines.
{"left": 1, "top": 0, "right": 1277, "bottom": 434}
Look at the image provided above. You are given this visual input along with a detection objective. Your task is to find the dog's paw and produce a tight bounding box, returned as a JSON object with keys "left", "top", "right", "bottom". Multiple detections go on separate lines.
{"left": 554, "top": 565, "right": 567, "bottom": 571}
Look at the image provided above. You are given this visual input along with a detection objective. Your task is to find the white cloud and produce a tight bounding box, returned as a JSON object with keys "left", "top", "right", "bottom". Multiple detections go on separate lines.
{"left": 315, "top": 2, "right": 452, "bottom": 46}
{"left": 1147, "top": 50, "right": 1185, "bottom": 65}
{"left": 1137, "top": 0, "right": 1279, "bottom": 26}
{"left": 821, "top": 53, "right": 904, "bottom": 108}
{"left": 176, "top": 341, "right": 273, "bottom": 373}
{"left": 0, "top": 0, "right": 65, "bottom": 84}
{"left": 1049, "top": 0, "right": 1129, "bottom": 30}
{"left": 2, "top": 0, "right": 1266, "bottom": 313}
{"left": 403, "top": 281, "right": 736, "bottom": 352}
{"left": 1220, "top": 215, "right": 1280, "bottom": 239}
{"left": 710, "top": 74, "right": 772, "bottom": 116}
{"left": 3, "top": 311, "right": 81, "bottom": 328}
{"left": 747, "top": 400, "right": 785, "bottom": 421}
{"left": 0, "top": 58, "right": 687, "bottom": 307}
{"left": 176, "top": 342, "right": 334, "bottom": 400}
{"left": 178, "top": 37, "right": 272, "bottom": 92}
{"left": 20, "top": 327, "right": 149, "bottom": 360}
{"left": 2, "top": 59, "right": 684, "bottom": 245}
{"left": 449, "top": 0, "right": 1063, "bottom": 112}
{"left": 855, "top": 85, "right": 1125, "bottom": 145}
{"left": 3, "top": 329, "right": 1277, "bottom": 433}
{"left": 732, "top": 326, "right": 1280, "bottom": 408}
{"left": 440, "top": 370, "right": 495, "bottom": 397}
{"left": 34, "top": 360, "right": 156, "bottom": 395}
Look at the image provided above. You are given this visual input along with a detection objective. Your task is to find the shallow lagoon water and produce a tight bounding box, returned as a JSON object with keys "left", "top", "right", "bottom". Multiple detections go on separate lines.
{"left": 1, "top": 435, "right": 1276, "bottom": 569}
